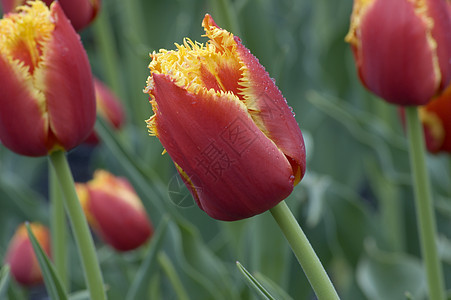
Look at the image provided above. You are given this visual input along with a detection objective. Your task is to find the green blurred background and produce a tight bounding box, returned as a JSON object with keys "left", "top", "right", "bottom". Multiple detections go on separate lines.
{"left": 1, "top": 0, "right": 451, "bottom": 299}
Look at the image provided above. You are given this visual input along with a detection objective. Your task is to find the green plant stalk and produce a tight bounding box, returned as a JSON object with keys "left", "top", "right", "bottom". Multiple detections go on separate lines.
{"left": 49, "top": 165, "right": 68, "bottom": 291}
{"left": 269, "top": 201, "right": 340, "bottom": 300}
{"left": 405, "top": 106, "right": 445, "bottom": 300}
{"left": 48, "top": 150, "right": 107, "bottom": 300}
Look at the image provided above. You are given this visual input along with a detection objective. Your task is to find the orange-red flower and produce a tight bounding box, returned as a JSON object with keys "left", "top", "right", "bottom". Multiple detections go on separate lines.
{"left": 4, "top": 223, "right": 51, "bottom": 286}
{"left": 1, "top": 0, "right": 100, "bottom": 31}
{"left": 84, "top": 78, "right": 125, "bottom": 145}
{"left": 418, "top": 84, "right": 451, "bottom": 153}
{"left": 144, "top": 14, "right": 306, "bottom": 221}
{"left": 76, "top": 170, "right": 153, "bottom": 252}
{"left": 0, "top": 1, "right": 96, "bottom": 156}
{"left": 346, "top": 0, "right": 451, "bottom": 106}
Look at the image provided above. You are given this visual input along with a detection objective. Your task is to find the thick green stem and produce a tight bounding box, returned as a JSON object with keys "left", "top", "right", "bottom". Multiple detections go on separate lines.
{"left": 269, "top": 201, "right": 340, "bottom": 300}
{"left": 405, "top": 106, "right": 445, "bottom": 300}
{"left": 48, "top": 151, "right": 107, "bottom": 300}
{"left": 49, "top": 165, "right": 69, "bottom": 291}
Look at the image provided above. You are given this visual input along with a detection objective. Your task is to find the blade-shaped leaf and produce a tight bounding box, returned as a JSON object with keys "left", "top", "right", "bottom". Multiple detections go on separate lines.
{"left": 0, "top": 265, "right": 10, "bottom": 299}
{"left": 25, "top": 223, "right": 68, "bottom": 300}
{"left": 126, "top": 216, "right": 169, "bottom": 300}
{"left": 236, "top": 261, "right": 275, "bottom": 300}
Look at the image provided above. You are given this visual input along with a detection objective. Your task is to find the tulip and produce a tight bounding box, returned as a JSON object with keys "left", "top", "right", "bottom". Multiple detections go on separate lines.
{"left": 76, "top": 170, "right": 153, "bottom": 251}
{"left": 0, "top": 1, "right": 96, "bottom": 157}
{"left": 4, "top": 223, "right": 51, "bottom": 286}
{"left": 1, "top": 0, "right": 100, "bottom": 31}
{"left": 345, "top": 0, "right": 451, "bottom": 106}
{"left": 418, "top": 84, "right": 451, "bottom": 153}
{"left": 84, "top": 78, "right": 125, "bottom": 145}
{"left": 144, "top": 14, "right": 306, "bottom": 221}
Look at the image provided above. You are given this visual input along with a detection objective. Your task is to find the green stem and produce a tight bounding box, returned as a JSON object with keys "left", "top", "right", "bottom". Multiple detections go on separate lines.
{"left": 269, "top": 201, "right": 339, "bottom": 300}
{"left": 49, "top": 165, "right": 69, "bottom": 291}
{"left": 157, "top": 252, "right": 190, "bottom": 300}
{"left": 48, "top": 150, "right": 107, "bottom": 300}
{"left": 405, "top": 106, "right": 445, "bottom": 300}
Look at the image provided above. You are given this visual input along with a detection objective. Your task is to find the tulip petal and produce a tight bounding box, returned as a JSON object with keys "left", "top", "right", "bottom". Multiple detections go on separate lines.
{"left": 0, "top": 54, "right": 48, "bottom": 156}
{"left": 234, "top": 39, "right": 306, "bottom": 183}
{"left": 150, "top": 74, "right": 295, "bottom": 221}
{"left": 36, "top": 2, "right": 96, "bottom": 152}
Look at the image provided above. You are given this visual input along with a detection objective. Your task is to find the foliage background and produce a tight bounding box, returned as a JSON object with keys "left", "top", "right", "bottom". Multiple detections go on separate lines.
{"left": 1, "top": 0, "right": 451, "bottom": 299}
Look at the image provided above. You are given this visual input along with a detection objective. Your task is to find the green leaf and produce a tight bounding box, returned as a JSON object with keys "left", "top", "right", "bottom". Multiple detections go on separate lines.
{"left": 254, "top": 272, "right": 294, "bottom": 300}
{"left": 357, "top": 240, "right": 426, "bottom": 300}
{"left": 126, "top": 216, "right": 169, "bottom": 300}
{"left": 68, "top": 290, "right": 90, "bottom": 300}
{"left": 25, "top": 223, "right": 68, "bottom": 300}
{"left": 0, "top": 265, "right": 11, "bottom": 299}
{"left": 236, "top": 261, "right": 275, "bottom": 300}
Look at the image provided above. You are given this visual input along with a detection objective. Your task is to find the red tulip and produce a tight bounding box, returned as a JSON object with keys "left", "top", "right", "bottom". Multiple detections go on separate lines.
{"left": 1, "top": 0, "right": 100, "bottom": 31}
{"left": 84, "top": 78, "right": 125, "bottom": 145}
{"left": 76, "top": 170, "right": 153, "bottom": 252}
{"left": 0, "top": 1, "right": 96, "bottom": 156}
{"left": 418, "top": 84, "right": 451, "bottom": 153}
{"left": 144, "top": 14, "right": 306, "bottom": 221}
{"left": 345, "top": 0, "right": 451, "bottom": 106}
{"left": 4, "top": 223, "right": 51, "bottom": 286}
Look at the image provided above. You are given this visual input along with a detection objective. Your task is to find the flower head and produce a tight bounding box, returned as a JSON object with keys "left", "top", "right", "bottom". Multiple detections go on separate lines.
{"left": 144, "top": 14, "right": 306, "bottom": 221}
{"left": 345, "top": 0, "right": 451, "bottom": 105}
{"left": 0, "top": 0, "right": 96, "bottom": 156}
{"left": 4, "top": 223, "right": 51, "bottom": 286}
{"left": 76, "top": 170, "right": 153, "bottom": 251}
{"left": 1, "top": 0, "right": 100, "bottom": 31}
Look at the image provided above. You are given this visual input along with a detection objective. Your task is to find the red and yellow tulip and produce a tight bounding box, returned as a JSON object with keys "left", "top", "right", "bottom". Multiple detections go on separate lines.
{"left": 418, "top": 84, "right": 451, "bottom": 153}
{"left": 1, "top": 0, "right": 100, "bottom": 31}
{"left": 76, "top": 170, "right": 153, "bottom": 252}
{"left": 144, "top": 14, "right": 306, "bottom": 221}
{"left": 0, "top": 1, "right": 96, "bottom": 156}
{"left": 346, "top": 0, "right": 451, "bottom": 106}
{"left": 4, "top": 223, "right": 51, "bottom": 286}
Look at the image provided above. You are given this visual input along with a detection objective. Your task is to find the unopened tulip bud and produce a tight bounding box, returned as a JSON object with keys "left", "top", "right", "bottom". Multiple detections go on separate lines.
{"left": 4, "top": 223, "right": 51, "bottom": 286}
{"left": 144, "top": 14, "right": 306, "bottom": 221}
{"left": 0, "top": 1, "right": 96, "bottom": 156}
{"left": 76, "top": 170, "right": 153, "bottom": 252}
{"left": 346, "top": 0, "right": 451, "bottom": 105}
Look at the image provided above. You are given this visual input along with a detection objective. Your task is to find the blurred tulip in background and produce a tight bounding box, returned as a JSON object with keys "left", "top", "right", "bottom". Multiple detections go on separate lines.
{"left": 345, "top": 0, "right": 451, "bottom": 105}
{"left": 76, "top": 170, "right": 153, "bottom": 252}
{"left": 4, "top": 223, "right": 51, "bottom": 286}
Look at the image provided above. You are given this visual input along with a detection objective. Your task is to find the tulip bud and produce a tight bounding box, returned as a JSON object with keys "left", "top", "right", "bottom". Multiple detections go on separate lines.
{"left": 0, "top": 1, "right": 96, "bottom": 156}
{"left": 144, "top": 14, "right": 306, "bottom": 221}
{"left": 1, "top": 0, "right": 100, "bottom": 31}
{"left": 345, "top": 0, "right": 451, "bottom": 106}
{"left": 76, "top": 170, "right": 153, "bottom": 252}
{"left": 4, "top": 223, "right": 51, "bottom": 286}
{"left": 84, "top": 78, "right": 125, "bottom": 145}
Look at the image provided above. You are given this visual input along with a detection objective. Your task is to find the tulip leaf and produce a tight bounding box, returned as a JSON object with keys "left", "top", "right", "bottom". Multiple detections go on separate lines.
{"left": 253, "top": 272, "right": 294, "bottom": 300}
{"left": 126, "top": 216, "right": 169, "bottom": 300}
{"left": 0, "top": 265, "right": 10, "bottom": 299}
{"left": 25, "top": 223, "right": 68, "bottom": 300}
{"left": 68, "top": 290, "right": 90, "bottom": 300}
{"left": 236, "top": 261, "right": 275, "bottom": 300}
{"left": 357, "top": 239, "right": 426, "bottom": 300}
